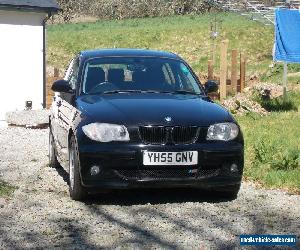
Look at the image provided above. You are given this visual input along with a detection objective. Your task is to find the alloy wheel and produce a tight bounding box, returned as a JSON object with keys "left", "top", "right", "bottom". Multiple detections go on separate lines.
{"left": 69, "top": 146, "right": 75, "bottom": 191}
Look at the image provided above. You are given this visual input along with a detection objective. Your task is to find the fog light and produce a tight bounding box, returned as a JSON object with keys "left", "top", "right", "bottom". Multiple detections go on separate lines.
{"left": 90, "top": 166, "right": 100, "bottom": 176}
{"left": 230, "top": 164, "right": 239, "bottom": 173}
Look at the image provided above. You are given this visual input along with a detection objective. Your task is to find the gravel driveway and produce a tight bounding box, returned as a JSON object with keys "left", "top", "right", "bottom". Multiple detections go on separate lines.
{"left": 0, "top": 127, "right": 299, "bottom": 249}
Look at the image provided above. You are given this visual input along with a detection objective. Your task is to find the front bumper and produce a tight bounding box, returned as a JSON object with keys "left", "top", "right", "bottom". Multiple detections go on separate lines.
{"left": 78, "top": 142, "right": 244, "bottom": 190}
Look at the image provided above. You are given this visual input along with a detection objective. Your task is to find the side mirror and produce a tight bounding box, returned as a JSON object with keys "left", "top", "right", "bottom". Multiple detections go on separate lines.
{"left": 51, "top": 79, "right": 73, "bottom": 93}
{"left": 204, "top": 80, "right": 218, "bottom": 94}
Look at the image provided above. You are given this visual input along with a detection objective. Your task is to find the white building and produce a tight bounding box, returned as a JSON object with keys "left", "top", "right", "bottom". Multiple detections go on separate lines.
{"left": 0, "top": 0, "right": 59, "bottom": 121}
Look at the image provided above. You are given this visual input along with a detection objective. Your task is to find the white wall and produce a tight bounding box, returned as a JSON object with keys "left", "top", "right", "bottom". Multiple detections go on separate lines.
{"left": 0, "top": 10, "right": 46, "bottom": 120}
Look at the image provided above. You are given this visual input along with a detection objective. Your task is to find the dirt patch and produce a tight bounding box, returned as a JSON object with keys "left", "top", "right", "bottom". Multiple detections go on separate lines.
{"left": 222, "top": 83, "right": 284, "bottom": 116}
{"left": 6, "top": 110, "right": 50, "bottom": 128}
{"left": 222, "top": 93, "right": 268, "bottom": 116}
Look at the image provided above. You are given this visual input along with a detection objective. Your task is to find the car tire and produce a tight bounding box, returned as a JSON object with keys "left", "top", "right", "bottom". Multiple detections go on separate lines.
{"left": 69, "top": 135, "right": 87, "bottom": 201}
{"left": 49, "top": 130, "right": 60, "bottom": 168}
{"left": 213, "top": 184, "right": 241, "bottom": 200}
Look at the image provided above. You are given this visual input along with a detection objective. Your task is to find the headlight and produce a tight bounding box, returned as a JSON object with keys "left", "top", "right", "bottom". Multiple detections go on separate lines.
{"left": 82, "top": 123, "right": 130, "bottom": 142}
{"left": 207, "top": 122, "right": 239, "bottom": 141}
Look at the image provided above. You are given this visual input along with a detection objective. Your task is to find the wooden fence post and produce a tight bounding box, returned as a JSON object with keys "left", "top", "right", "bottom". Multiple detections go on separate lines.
{"left": 240, "top": 53, "right": 246, "bottom": 92}
{"left": 231, "top": 49, "right": 238, "bottom": 94}
{"left": 54, "top": 68, "right": 60, "bottom": 78}
{"left": 208, "top": 60, "right": 214, "bottom": 80}
{"left": 46, "top": 68, "right": 60, "bottom": 109}
{"left": 220, "top": 40, "right": 229, "bottom": 100}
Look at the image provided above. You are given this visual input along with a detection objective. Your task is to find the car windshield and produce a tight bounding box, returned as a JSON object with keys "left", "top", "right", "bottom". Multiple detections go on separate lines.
{"left": 81, "top": 57, "right": 204, "bottom": 95}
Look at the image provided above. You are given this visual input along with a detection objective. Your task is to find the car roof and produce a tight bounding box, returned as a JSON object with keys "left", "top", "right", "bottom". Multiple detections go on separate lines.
{"left": 79, "top": 48, "right": 182, "bottom": 60}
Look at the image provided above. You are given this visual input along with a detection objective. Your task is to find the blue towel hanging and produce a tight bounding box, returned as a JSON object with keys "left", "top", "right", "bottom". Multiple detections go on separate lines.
{"left": 274, "top": 9, "right": 300, "bottom": 63}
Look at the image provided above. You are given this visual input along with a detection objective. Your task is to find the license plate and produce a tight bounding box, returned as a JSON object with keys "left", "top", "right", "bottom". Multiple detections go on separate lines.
{"left": 143, "top": 151, "right": 198, "bottom": 166}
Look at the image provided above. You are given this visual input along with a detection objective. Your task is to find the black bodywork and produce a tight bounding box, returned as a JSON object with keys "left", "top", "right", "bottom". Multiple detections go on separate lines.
{"left": 50, "top": 49, "right": 244, "bottom": 192}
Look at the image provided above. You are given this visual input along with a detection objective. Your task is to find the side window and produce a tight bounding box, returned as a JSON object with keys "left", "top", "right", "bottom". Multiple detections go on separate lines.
{"left": 64, "top": 58, "right": 79, "bottom": 90}
{"left": 64, "top": 59, "right": 74, "bottom": 81}
{"left": 69, "top": 59, "right": 79, "bottom": 90}
{"left": 177, "top": 63, "right": 200, "bottom": 91}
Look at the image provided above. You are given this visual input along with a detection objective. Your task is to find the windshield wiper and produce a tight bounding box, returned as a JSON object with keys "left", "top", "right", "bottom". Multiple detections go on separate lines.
{"left": 102, "top": 90, "right": 142, "bottom": 94}
{"left": 169, "top": 90, "right": 201, "bottom": 95}
{"left": 96, "top": 90, "right": 202, "bottom": 95}
{"left": 102, "top": 90, "right": 163, "bottom": 94}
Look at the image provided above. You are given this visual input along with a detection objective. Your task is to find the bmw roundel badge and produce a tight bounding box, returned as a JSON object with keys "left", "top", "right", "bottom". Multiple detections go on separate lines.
{"left": 164, "top": 116, "right": 172, "bottom": 123}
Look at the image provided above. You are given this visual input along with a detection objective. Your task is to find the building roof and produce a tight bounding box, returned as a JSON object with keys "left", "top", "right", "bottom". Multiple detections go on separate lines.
{"left": 0, "top": 0, "right": 60, "bottom": 13}
{"left": 80, "top": 49, "right": 181, "bottom": 61}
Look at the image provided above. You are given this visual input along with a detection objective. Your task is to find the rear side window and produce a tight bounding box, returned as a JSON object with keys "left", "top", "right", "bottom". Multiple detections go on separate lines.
{"left": 162, "top": 63, "right": 176, "bottom": 85}
{"left": 65, "top": 58, "right": 79, "bottom": 90}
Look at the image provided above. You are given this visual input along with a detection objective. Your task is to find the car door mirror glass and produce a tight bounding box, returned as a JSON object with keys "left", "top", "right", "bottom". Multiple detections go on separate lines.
{"left": 52, "top": 79, "right": 73, "bottom": 93}
{"left": 204, "top": 80, "right": 219, "bottom": 94}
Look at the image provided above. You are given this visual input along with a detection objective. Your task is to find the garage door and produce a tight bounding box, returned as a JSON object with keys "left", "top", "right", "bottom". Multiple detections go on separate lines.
{"left": 0, "top": 10, "right": 45, "bottom": 120}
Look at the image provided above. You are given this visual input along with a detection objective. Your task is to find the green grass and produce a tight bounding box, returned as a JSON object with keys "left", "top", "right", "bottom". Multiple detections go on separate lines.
{"left": 48, "top": 13, "right": 300, "bottom": 84}
{"left": 236, "top": 92, "right": 300, "bottom": 192}
{"left": 48, "top": 13, "right": 285, "bottom": 81}
{"left": 0, "top": 180, "right": 16, "bottom": 198}
{"left": 254, "top": 90, "right": 300, "bottom": 112}
{"left": 48, "top": 13, "right": 300, "bottom": 85}
{"left": 261, "top": 63, "right": 300, "bottom": 84}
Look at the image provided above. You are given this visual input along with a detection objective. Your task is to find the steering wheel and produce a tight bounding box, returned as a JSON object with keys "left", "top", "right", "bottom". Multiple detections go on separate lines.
{"left": 88, "top": 81, "right": 116, "bottom": 94}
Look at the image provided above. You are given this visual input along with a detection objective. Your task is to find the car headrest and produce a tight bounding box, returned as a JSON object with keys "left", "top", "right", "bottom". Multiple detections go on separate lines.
{"left": 132, "top": 70, "right": 166, "bottom": 90}
{"left": 147, "top": 70, "right": 165, "bottom": 84}
{"left": 85, "top": 67, "right": 105, "bottom": 92}
{"left": 108, "top": 69, "right": 124, "bottom": 83}
{"left": 132, "top": 71, "right": 147, "bottom": 83}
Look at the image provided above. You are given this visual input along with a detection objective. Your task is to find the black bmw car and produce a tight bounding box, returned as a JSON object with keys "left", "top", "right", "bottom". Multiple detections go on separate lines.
{"left": 49, "top": 49, "right": 244, "bottom": 201}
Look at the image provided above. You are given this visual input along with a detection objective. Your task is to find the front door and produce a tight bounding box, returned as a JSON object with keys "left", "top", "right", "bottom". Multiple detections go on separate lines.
{"left": 52, "top": 57, "right": 79, "bottom": 166}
